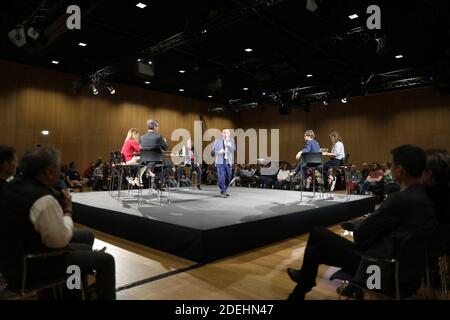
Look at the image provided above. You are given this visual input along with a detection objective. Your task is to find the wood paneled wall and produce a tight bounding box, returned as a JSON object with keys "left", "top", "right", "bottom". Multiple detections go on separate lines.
{"left": 237, "top": 87, "right": 450, "bottom": 166}
{"left": 1, "top": 59, "right": 449, "bottom": 170}
{"left": 0, "top": 60, "right": 235, "bottom": 170}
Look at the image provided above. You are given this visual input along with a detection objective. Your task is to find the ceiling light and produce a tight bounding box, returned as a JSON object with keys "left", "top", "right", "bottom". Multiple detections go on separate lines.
{"left": 244, "top": 48, "right": 253, "bottom": 53}
{"left": 262, "top": 92, "right": 266, "bottom": 96}
{"left": 90, "top": 83, "right": 98, "bottom": 95}
{"left": 208, "top": 95, "right": 213, "bottom": 98}
{"left": 341, "top": 98, "right": 347, "bottom": 104}
{"left": 243, "top": 87, "right": 249, "bottom": 91}
{"left": 51, "top": 60, "right": 59, "bottom": 65}
{"left": 306, "top": 74, "right": 313, "bottom": 78}
{"left": 78, "top": 42, "right": 87, "bottom": 47}
{"left": 41, "top": 130, "right": 50, "bottom": 136}
{"left": 148, "top": 61, "right": 152, "bottom": 65}
{"left": 349, "top": 14, "right": 359, "bottom": 19}
{"left": 202, "top": 29, "right": 208, "bottom": 34}
{"left": 179, "top": 89, "right": 184, "bottom": 92}
{"left": 145, "top": 81, "right": 150, "bottom": 84}
{"left": 136, "top": 3, "right": 147, "bottom": 9}
{"left": 106, "top": 84, "right": 115, "bottom": 95}
{"left": 179, "top": 70, "right": 186, "bottom": 74}
{"left": 137, "top": 58, "right": 142, "bottom": 62}
{"left": 395, "top": 54, "right": 404, "bottom": 59}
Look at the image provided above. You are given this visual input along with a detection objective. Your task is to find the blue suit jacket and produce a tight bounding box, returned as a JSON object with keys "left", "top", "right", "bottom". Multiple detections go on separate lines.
{"left": 301, "top": 139, "right": 320, "bottom": 153}
{"left": 213, "top": 138, "right": 236, "bottom": 165}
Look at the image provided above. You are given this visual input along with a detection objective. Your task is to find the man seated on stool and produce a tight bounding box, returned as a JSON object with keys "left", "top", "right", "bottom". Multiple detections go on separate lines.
{"left": 290, "top": 130, "right": 321, "bottom": 179}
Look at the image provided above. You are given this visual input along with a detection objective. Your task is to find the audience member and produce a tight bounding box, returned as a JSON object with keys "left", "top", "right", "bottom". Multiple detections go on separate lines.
{"left": 0, "top": 145, "right": 18, "bottom": 187}
{"left": 287, "top": 145, "right": 437, "bottom": 300}
{"left": 0, "top": 147, "right": 116, "bottom": 299}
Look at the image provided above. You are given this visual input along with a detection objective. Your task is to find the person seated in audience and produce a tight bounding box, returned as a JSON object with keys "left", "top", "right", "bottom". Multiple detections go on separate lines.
{"left": 0, "top": 145, "right": 18, "bottom": 187}
{"left": 0, "top": 147, "right": 116, "bottom": 299}
{"left": 66, "top": 161, "right": 89, "bottom": 190}
{"left": 361, "top": 162, "right": 370, "bottom": 181}
{"left": 229, "top": 164, "right": 242, "bottom": 187}
{"left": 361, "top": 162, "right": 383, "bottom": 195}
{"left": 206, "top": 165, "right": 217, "bottom": 185}
{"left": 239, "top": 164, "right": 259, "bottom": 187}
{"left": 258, "top": 161, "right": 278, "bottom": 189}
{"left": 92, "top": 159, "right": 105, "bottom": 191}
{"left": 349, "top": 164, "right": 362, "bottom": 193}
{"left": 286, "top": 145, "right": 437, "bottom": 300}
{"left": 275, "top": 162, "right": 291, "bottom": 190}
{"left": 422, "top": 149, "right": 450, "bottom": 227}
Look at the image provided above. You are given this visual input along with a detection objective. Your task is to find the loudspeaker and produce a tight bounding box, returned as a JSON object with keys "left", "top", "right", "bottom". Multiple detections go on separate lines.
{"left": 135, "top": 61, "right": 154, "bottom": 79}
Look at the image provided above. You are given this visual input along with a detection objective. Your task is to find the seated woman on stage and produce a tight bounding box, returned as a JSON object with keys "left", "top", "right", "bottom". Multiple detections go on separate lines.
{"left": 121, "top": 128, "right": 141, "bottom": 185}
{"left": 323, "top": 131, "right": 346, "bottom": 169}
{"left": 121, "top": 128, "right": 141, "bottom": 165}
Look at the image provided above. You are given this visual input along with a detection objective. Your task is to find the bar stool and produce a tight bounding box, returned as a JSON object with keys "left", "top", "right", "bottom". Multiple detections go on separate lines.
{"left": 299, "top": 152, "right": 324, "bottom": 202}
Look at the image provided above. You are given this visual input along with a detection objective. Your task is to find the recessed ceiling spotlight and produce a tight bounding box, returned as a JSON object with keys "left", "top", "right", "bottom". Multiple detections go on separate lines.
{"left": 243, "top": 87, "right": 249, "bottom": 91}
{"left": 144, "top": 81, "right": 150, "bottom": 84}
{"left": 51, "top": 60, "right": 59, "bottom": 65}
{"left": 306, "top": 74, "right": 313, "bottom": 78}
{"left": 349, "top": 14, "right": 358, "bottom": 19}
{"left": 179, "top": 88, "right": 185, "bottom": 92}
{"left": 179, "top": 70, "right": 186, "bottom": 74}
{"left": 136, "top": 3, "right": 147, "bottom": 9}
{"left": 208, "top": 95, "right": 213, "bottom": 98}
{"left": 41, "top": 130, "right": 50, "bottom": 136}
{"left": 395, "top": 54, "right": 404, "bottom": 59}
{"left": 78, "top": 42, "right": 87, "bottom": 47}
{"left": 244, "top": 48, "right": 253, "bottom": 52}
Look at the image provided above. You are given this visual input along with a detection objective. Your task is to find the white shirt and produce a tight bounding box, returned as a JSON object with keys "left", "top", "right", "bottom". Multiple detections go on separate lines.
{"left": 29, "top": 195, "right": 74, "bottom": 249}
{"left": 331, "top": 141, "right": 345, "bottom": 160}
{"left": 277, "top": 169, "right": 290, "bottom": 181}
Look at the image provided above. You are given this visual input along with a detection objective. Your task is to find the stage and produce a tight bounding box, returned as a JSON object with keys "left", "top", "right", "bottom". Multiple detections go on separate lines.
{"left": 72, "top": 187, "right": 376, "bottom": 262}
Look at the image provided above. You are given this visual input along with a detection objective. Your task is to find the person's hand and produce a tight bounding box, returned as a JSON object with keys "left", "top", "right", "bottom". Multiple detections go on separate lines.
{"left": 219, "top": 149, "right": 226, "bottom": 154}
{"left": 295, "top": 152, "right": 301, "bottom": 160}
{"left": 62, "top": 190, "right": 73, "bottom": 213}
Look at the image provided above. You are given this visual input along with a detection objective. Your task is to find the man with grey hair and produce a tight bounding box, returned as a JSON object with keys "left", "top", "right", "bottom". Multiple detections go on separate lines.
{"left": 0, "top": 147, "right": 116, "bottom": 299}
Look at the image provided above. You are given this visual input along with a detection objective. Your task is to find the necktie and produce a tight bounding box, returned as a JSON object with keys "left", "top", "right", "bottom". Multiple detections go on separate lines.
{"left": 223, "top": 139, "right": 228, "bottom": 163}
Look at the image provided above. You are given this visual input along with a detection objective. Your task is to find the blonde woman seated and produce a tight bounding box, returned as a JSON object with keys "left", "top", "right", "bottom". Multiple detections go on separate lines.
{"left": 120, "top": 128, "right": 154, "bottom": 186}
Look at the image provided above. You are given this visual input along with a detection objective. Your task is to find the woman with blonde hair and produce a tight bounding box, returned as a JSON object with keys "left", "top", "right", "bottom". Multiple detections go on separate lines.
{"left": 121, "top": 128, "right": 141, "bottom": 165}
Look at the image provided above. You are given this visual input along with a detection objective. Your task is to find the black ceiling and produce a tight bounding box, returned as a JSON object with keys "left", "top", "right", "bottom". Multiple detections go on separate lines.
{"left": 1, "top": 0, "right": 450, "bottom": 107}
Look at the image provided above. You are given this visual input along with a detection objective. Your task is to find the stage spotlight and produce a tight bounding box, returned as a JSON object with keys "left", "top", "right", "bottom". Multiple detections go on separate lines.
{"left": 71, "top": 81, "right": 82, "bottom": 94}
{"left": 8, "top": 27, "right": 26, "bottom": 47}
{"left": 341, "top": 97, "right": 348, "bottom": 103}
{"left": 323, "top": 99, "right": 330, "bottom": 106}
{"left": 90, "top": 83, "right": 99, "bottom": 95}
{"left": 27, "top": 27, "right": 40, "bottom": 40}
{"left": 106, "top": 84, "right": 115, "bottom": 95}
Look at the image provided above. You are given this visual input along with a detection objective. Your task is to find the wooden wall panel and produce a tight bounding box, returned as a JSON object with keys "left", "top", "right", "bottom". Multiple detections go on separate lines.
{"left": 1, "top": 59, "right": 449, "bottom": 171}
{"left": 0, "top": 60, "right": 235, "bottom": 170}
{"left": 237, "top": 87, "right": 450, "bottom": 166}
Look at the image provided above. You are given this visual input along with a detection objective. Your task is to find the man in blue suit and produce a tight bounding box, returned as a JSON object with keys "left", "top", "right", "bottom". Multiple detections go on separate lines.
{"left": 213, "top": 129, "right": 236, "bottom": 198}
{"left": 291, "top": 130, "right": 321, "bottom": 179}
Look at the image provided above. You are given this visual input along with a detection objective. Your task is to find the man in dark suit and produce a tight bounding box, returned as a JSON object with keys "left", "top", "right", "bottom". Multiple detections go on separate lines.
{"left": 286, "top": 145, "right": 437, "bottom": 300}
{"left": 140, "top": 119, "right": 169, "bottom": 169}
{"left": 138, "top": 120, "right": 170, "bottom": 186}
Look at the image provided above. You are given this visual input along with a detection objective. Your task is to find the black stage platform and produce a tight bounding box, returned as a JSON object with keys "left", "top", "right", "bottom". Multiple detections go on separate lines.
{"left": 72, "top": 187, "right": 376, "bottom": 262}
